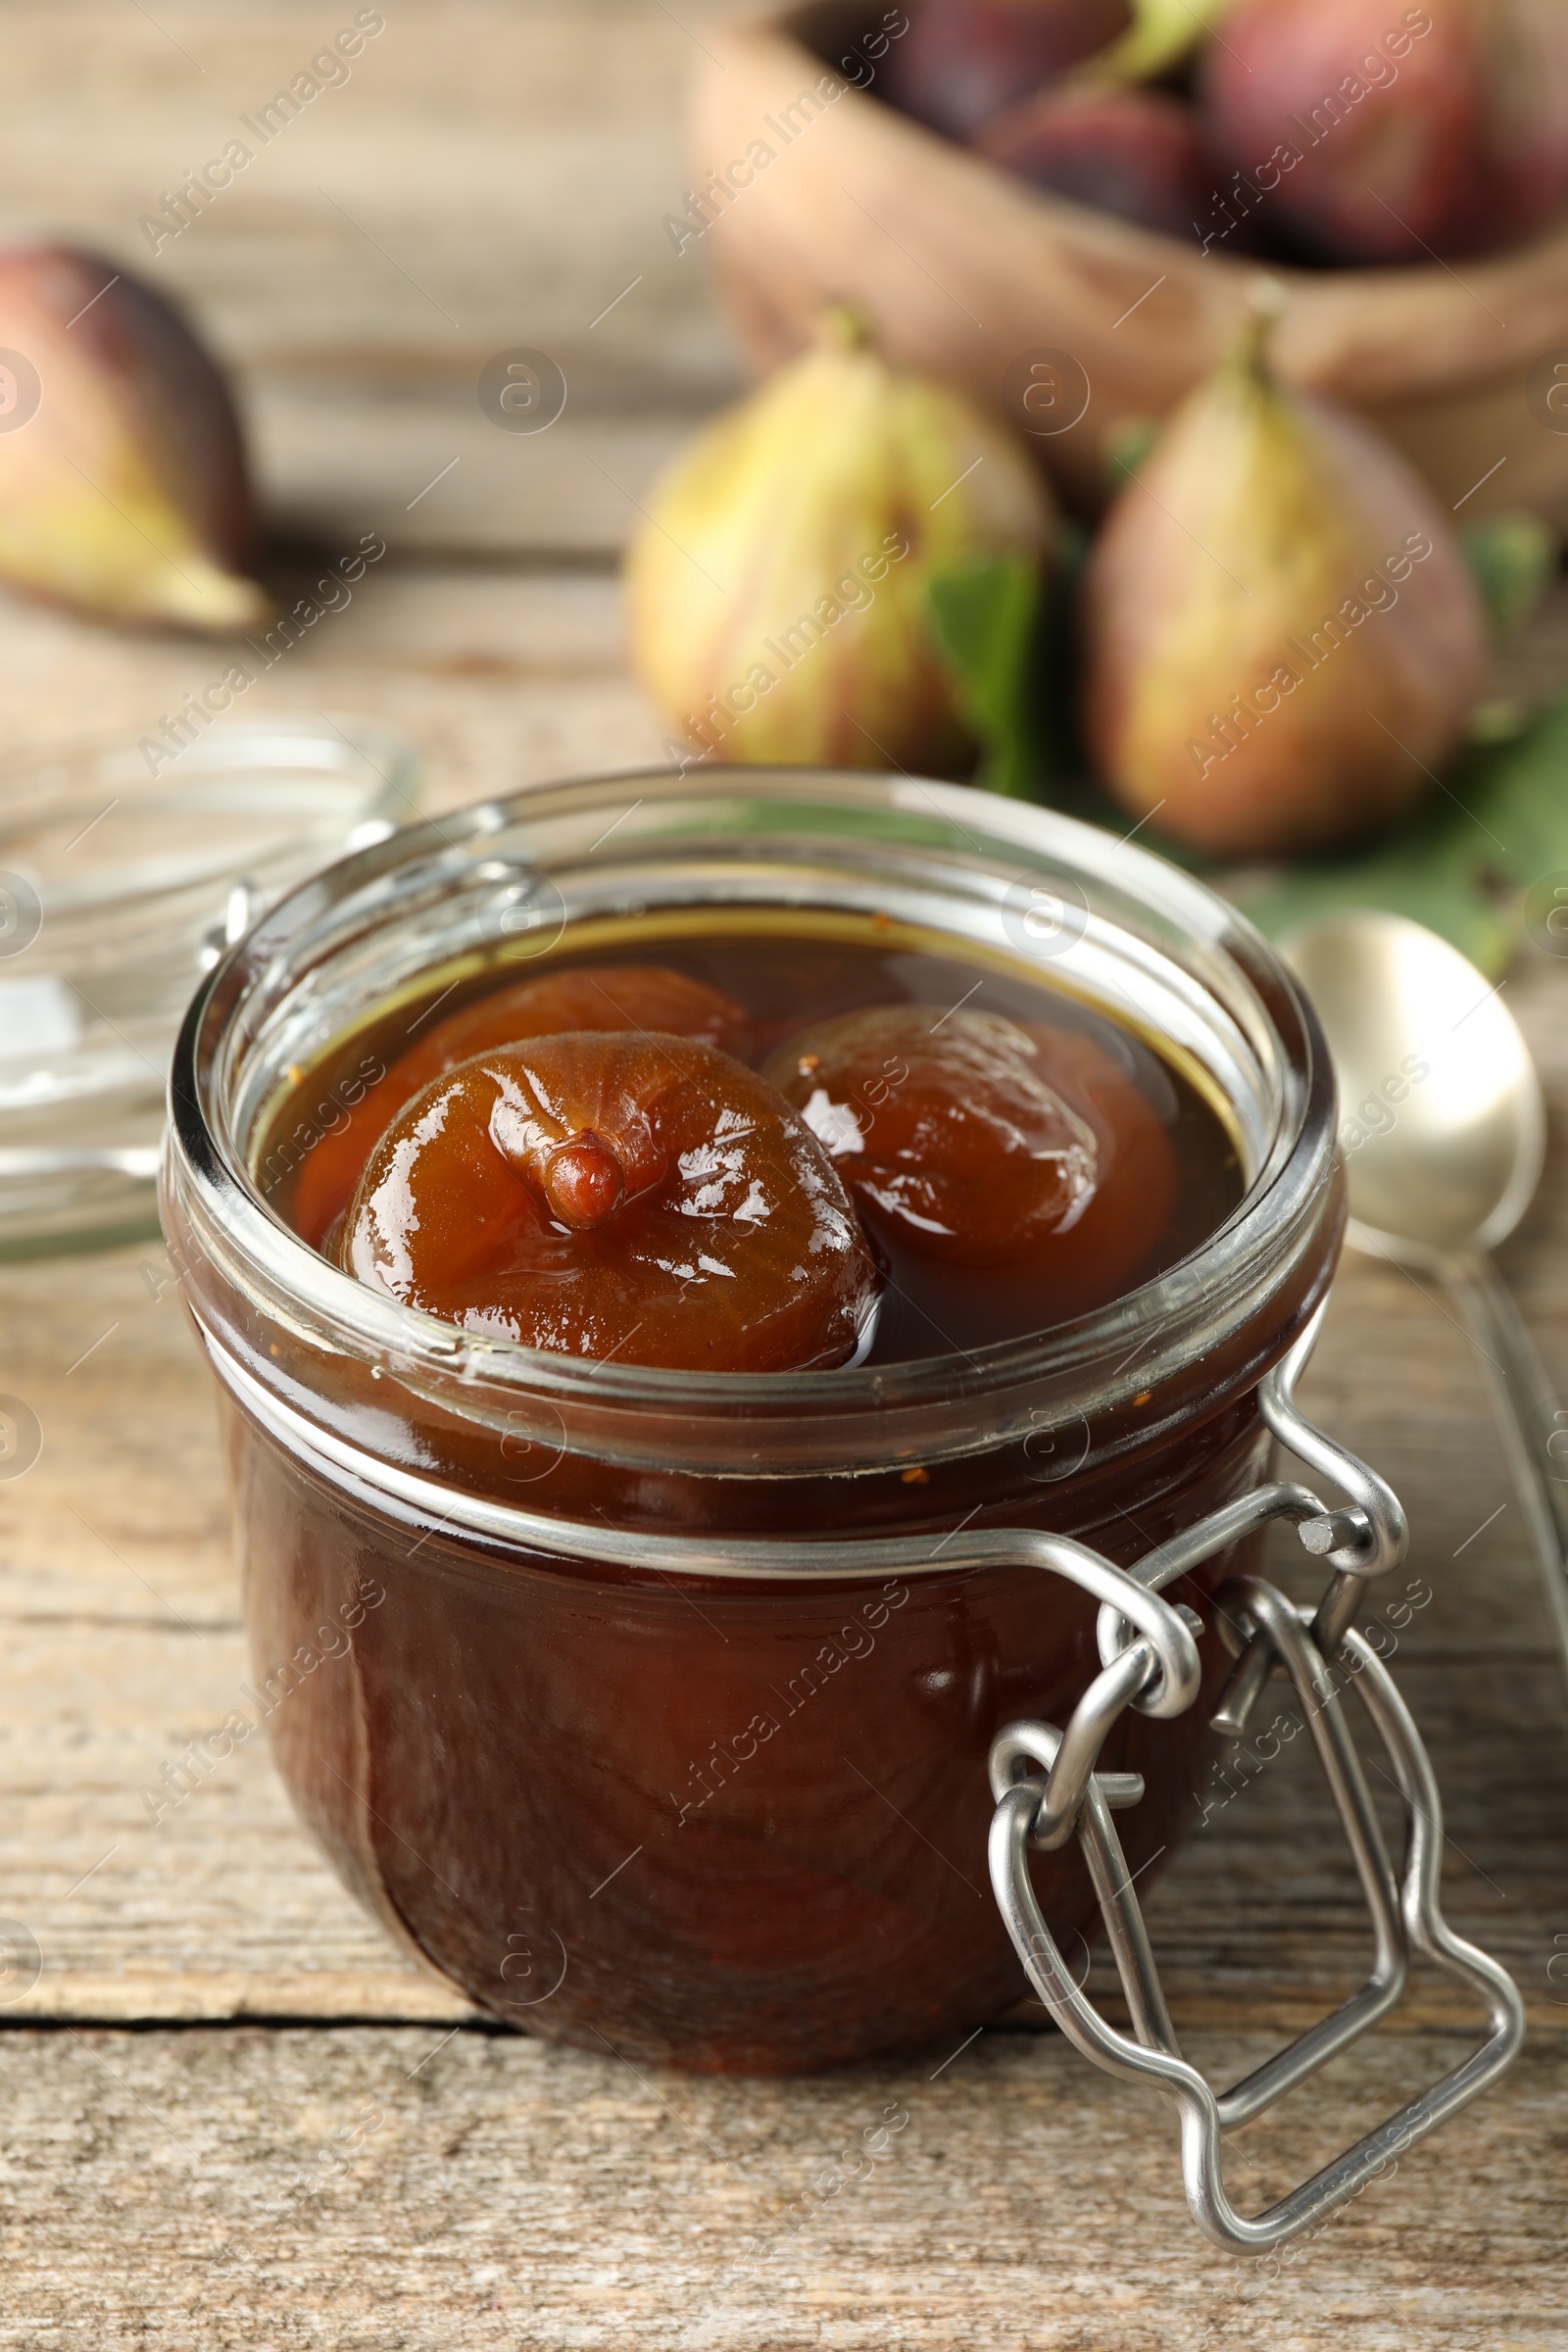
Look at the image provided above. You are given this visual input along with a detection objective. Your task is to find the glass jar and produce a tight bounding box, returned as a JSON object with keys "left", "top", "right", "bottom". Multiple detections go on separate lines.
{"left": 162, "top": 766, "right": 1343, "bottom": 2072}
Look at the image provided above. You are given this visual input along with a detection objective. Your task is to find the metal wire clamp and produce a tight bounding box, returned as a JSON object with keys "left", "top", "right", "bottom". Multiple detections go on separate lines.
{"left": 987, "top": 1308, "right": 1525, "bottom": 2253}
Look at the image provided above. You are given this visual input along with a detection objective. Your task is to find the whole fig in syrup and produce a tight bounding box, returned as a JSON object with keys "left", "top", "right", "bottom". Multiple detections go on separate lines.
{"left": 289, "top": 964, "right": 747, "bottom": 1253}
{"left": 342, "top": 1032, "right": 879, "bottom": 1374}
{"left": 765, "top": 1004, "right": 1178, "bottom": 1328}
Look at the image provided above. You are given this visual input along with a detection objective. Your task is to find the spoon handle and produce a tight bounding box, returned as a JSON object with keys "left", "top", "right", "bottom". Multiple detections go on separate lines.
{"left": 1443, "top": 1252, "right": 1568, "bottom": 1686}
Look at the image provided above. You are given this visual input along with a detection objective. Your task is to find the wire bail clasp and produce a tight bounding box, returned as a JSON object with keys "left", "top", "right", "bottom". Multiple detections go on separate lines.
{"left": 985, "top": 1308, "right": 1524, "bottom": 2252}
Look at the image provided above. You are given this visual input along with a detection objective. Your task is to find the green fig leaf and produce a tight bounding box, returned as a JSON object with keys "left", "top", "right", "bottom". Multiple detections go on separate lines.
{"left": 1236, "top": 839, "right": 1516, "bottom": 975}
{"left": 1466, "top": 697, "right": 1534, "bottom": 747}
{"left": 926, "top": 554, "right": 1048, "bottom": 801}
{"left": 1103, "top": 417, "right": 1161, "bottom": 483}
{"left": 926, "top": 542, "right": 1568, "bottom": 980}
{"left": 1234, "top": 681, "right": 1568, "bottom": 974}
{"left": 1460, "top": 510, "right": 1558, "bottom": 640}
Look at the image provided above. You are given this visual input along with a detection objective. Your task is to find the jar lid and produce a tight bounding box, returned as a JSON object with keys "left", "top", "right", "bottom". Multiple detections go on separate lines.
{"left": 0, "top": 716, "right": 419, "bottom": 1259}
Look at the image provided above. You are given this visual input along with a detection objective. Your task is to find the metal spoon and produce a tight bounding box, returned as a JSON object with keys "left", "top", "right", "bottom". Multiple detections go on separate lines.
{"left": 1281, "top": 908, "right": 1568, "bottom": 1681}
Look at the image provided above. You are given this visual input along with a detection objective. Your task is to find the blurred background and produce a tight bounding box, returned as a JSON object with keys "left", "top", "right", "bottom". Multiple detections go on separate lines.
{"left": 3, "top": 0, "right": 1567, "bottom": 941}
{"left": 0, "top": 0, "right": 737, "bottom": 789}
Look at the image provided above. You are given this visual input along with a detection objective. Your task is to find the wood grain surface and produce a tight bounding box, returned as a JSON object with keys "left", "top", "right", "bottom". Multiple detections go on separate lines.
{"left": 0, "top": 0, "right": 744, "bottom": 561}
{"left": 1, "top": 2025, "right": 1565, "bottom": 2350}
{"left": 0, "top": 1, "right": 1566, "bottom": 2340}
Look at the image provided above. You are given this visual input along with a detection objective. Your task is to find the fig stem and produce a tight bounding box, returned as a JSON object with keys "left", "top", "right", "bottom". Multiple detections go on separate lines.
{"left": 1234, "top": 274, "right": 1287, "bottom": 381}
{"left": 542, "top": 1132, "right": 626, "bottom": 1231}
{"left": 816, "top": 303, "right": 874, "bottom": 354}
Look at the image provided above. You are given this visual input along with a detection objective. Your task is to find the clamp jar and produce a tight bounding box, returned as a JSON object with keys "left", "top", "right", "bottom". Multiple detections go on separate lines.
{"left": 162, "top": 767, "right": 1343, "bottom": 2072}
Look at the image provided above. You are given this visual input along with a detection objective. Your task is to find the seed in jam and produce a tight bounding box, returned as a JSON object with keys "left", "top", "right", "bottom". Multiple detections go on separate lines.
{"left": 765, "top": 1006, "right": 1100, "bottom": 1264}
{"left": 340, "top": 1031, "right": 879, "bottom": 1372}
{"left": 289, "top": 962, "right": 747, "bottom": 1252}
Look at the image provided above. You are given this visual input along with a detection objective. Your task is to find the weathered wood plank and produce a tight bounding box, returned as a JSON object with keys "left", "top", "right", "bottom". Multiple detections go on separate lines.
{"left": 0, "top": 564, "right": 667, "bottom": 794}
{"left": 0, "top": 2023, "right": 1561, "bottom": 2347}
{"left": 0, "top": 0, "right": 746, "bottom": 556}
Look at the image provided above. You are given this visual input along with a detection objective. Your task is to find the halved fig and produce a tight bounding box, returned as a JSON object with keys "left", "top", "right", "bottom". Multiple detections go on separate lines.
{"left": 341, "top": 1031, "right": 879, "bottom": 1373}
{"left": 289, "top": 964, "right": 747, "bottom": 1253}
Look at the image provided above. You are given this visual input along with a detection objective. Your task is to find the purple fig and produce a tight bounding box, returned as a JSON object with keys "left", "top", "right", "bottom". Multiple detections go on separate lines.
{"left": 1082, "top": 307, "right": 1487, "bottom": 857}
{"left": 883, "top": 0, "right": 1132, "bottom": 141}
{"left": 980, "top": 86, "right": 1221, "bottom": 238}
{"left": 0, "top": 244, "right": 267, "bottom": 631}
{"left": 1201, "top": 0, "right": 1568, "bottom": 265}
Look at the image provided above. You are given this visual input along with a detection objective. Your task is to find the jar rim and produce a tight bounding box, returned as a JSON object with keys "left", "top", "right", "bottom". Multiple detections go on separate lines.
{"left": 163, "top": 765, "right": 1339, "bottom": 1478}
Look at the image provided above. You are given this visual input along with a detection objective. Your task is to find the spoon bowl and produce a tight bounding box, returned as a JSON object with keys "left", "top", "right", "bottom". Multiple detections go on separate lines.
{"left": 1282, "top": 910, "right": 1544, "bottom": 1265}
{"left": 1281, "top": 908, "right": 1568, "bottom": 1684}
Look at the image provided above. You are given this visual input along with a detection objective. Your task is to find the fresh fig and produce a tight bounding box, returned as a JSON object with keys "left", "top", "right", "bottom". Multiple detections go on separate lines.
{"left": 883, "top": 0, "right": 1133, "bottom": 140}
{"left": 980, "top": 86, "right": 1219, "bottom": 237}
{"left": 1201, "top": 0, "right": 1568, "bottom": 264}
{"left": 1081, "top": 306, "right": 1487, "bottom": 858}
{"left": 0, "top": 244, "right": 267, "bottom": 631}
{"left": 625, "top": 313, "right": 1058, "bottom": 773}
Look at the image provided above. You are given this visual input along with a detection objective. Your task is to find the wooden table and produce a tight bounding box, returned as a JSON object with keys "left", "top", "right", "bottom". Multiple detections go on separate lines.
{"left": 1, "top": 5, "right": 1566, "bottom": 2342}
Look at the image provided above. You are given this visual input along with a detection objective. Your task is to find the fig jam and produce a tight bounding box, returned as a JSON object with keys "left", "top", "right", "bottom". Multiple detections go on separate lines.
{"left": 167, "top": 773, "right": 1342, "bottom": 2074}
{"left": 263, "top": 918, "right": 1242, "bottom": 1361}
